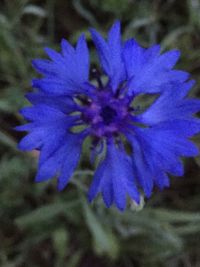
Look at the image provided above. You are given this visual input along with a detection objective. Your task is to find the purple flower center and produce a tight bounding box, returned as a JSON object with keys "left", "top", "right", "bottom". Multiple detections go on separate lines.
{"left": 100, "top": 105, "right": 117, "bottom": 125}
{"left": 79, "top": 90, "right": 132, "bottom": 138}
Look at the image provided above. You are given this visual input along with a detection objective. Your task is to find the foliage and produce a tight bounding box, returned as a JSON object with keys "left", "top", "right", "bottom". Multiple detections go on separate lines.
{"left": 0, "top": 0, "right": 200, "bottom": 266}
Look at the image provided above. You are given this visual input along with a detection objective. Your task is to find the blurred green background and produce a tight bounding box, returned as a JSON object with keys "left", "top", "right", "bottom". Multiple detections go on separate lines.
{"left": 1, "top": 0, "right": 200, "bottom": 266}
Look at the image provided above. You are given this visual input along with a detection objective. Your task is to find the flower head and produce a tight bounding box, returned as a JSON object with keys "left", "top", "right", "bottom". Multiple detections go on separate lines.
{"left": 17, "top": 21, "right": 200, "bottom": 211}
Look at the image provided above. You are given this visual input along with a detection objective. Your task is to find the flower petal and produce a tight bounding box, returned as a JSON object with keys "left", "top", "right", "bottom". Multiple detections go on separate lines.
{"left": 26, "top": 92, "right": 75, "bottom": 114}
{"left": 126, "top": 122, "right": 198, "bottom": 196}
{"left": 32, "top": 35, "right": 90, "bottom": 96}
{"left": 35, "top": 133, "right": 83, "bottom": 191}
{"left": 88, "top": 142, "right": 140, "bottom": 210}
{"left": 136, "top": 81, "right": 200, "bottom": 125}
{"left": 17, "top": 104, "right": 78, "bottom": 152}
{"left": 90, "top": 21, "right": 125, "bottom": 92}
{"left": 129, "top": 136, "right": 154, "bottom": 197}
{"left": 128, "top": 127, "right": 188, "bottom": 179}
{"left": 123, "top": 40, "right": 189, "bottom": 95}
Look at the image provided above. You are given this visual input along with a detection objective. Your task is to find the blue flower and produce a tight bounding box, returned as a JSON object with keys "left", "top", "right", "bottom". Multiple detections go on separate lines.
{"left": 17, "top": 21, "right": 200, "bottom": 211}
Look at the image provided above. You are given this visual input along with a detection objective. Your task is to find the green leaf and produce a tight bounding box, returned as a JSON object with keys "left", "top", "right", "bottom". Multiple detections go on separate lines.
{"left": 53, "top": 228, "right": 69, "bottom": 263}
{"left": 0, "top": 131, "right": 17, "bottom": 150}
{"left": 66, "top": 251, "right": 83, "bottom": 267}
{"left": 22, "top": 5, "right": 47, "bottom": 17}
{"left": 144, "top": 208, "right": 200, "bottom": 223}
{"left": 15, "top": 200, "right": 80, "bottom": 228}
{"left": 82, "top": 196, "right": 119, "bottom": 259}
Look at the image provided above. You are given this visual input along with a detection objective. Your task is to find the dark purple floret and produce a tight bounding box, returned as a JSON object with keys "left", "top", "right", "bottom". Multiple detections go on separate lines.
{"left": 77, "top": 87, "right": 132, "bottom": 140}
{"left": 100, "top": 106, "right": 117, "bottom": 125}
